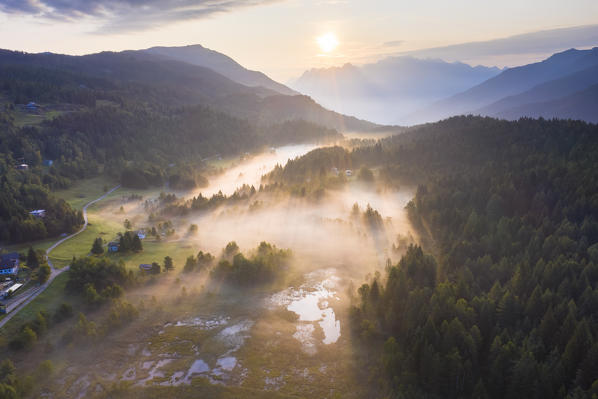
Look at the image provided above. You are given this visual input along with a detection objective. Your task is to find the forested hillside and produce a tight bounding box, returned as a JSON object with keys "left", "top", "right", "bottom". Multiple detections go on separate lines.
{"left": 0, "top": 49, "right": 342, "bottom": 244}
{"left": 0, "top": 111, "right": 84, "bottom": 243}
{"left": 353, "top": 117, "right": 598, "bottom": 398}
{"left": 0, "top": 49, "right": 377, "bottom": 131}
{"left": 271, "top": 116, "right": 598, "bottom": 398}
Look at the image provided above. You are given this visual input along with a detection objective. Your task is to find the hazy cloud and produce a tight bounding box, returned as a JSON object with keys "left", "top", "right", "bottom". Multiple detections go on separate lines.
{"left": 383, "top": 40, "right": 403, "bottom": 48}
{"left": 0, "top": 0, "right": 282, "bottom": 32}
{"left": 399, "top": 24, "right": 598, "bottom": 65}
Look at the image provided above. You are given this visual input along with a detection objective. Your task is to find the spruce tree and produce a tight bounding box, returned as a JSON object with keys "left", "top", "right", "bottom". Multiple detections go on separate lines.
{"left": 27, "top": 247, "right": 40, "bottom": 269}
{"left": 91, "top": 237, "right": 104, "bottom": 255}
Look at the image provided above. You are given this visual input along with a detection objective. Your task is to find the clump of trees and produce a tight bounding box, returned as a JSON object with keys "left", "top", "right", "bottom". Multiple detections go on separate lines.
{"left": 69, "top": 300, "right": 139, "bottom": 342}
{"left": 163, "top": 256, "right": 174, "bottom": 272}
{"left": 118, "top": 231, "right": 142, "bottom": 252}
{"left": 25, "top": 247, "right": 50, "bottom": 284}
{"left": 66, "top": 257, "right": 133, "bottom": 301}
{"left": 212, "top": 241, "right": 291, "bottom": 285}
{"left": 36, "top": 264, "right": 51, "bottom": 284}
{"left": 183, "top": 251, "right": 214, "bottom": 273}
{"left": 351, "top": 203, "right": 384, "bottom": 231}
{"left": 91, "top": 237, "right": 104, "bottom": 255}
{"left": 363, "top": 204, "right": 384, "bottom": 230}
{"left": 0, "top": 359, "right": 32, "bottom": 398}
{"left": 26, "top": 247, "right": 41, "bottom": 269}
{"left": 9, "top": 303, "right": 73, "bottom": 351}
{"left": 357, "top": 166, "right": 374, "bottom": 182}
{"left": 149, "top": 262, "right": 161, "bottom": 274}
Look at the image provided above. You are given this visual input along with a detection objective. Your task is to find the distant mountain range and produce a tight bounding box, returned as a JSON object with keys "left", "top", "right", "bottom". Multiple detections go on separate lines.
{"left": 0, "top": 48, "right": 378, "bottom": 132}
{"left": 145, "top": 44, "right": 298, "bottom": 96}
{"left": 406, "top": 47, "right": 598, "bottom": 124}
{"left": 293, "top": 47, "right": 598, "bottom": 126}
{"left": 290, "top": 57, "right": 501, "bottom": 125}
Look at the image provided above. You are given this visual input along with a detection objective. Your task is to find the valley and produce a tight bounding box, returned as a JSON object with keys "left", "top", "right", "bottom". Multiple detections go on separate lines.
{"left": 0, "top": 138, "right": 415, "bottom": 398}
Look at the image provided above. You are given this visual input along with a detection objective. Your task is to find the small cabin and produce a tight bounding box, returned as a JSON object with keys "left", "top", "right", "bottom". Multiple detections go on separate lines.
{"left": 0, "top": 253, "right": 20, "bottom": 275}
{"left": 29, "top": 209, "right": 46, "bottom": 218}
{"left": 108, "top": 242, "right": 120, "bottom": 252}
{"left": 139, "top": 264, "right": 152, "bottom": 273}
{"left": 25, "top": 102, "right": 39, "bottom": 111}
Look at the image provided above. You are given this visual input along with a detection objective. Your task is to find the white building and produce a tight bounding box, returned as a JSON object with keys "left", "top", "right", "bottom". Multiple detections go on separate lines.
{"left": 29, "top": 209, "right": 46, "bottom": 218}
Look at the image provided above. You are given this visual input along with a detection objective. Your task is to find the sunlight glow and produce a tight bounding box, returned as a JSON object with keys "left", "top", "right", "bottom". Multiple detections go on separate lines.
{"left": 317, "top": 33, "right": 339, "bottom": 53}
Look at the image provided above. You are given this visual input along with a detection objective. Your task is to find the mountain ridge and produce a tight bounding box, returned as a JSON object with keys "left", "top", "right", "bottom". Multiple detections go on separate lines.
{"left": 0, "top": 48, "right": 379, "bottom": 132}
{"left": 145, "top": 44, "right": 298, "bottom": 96}
{"left": 291, "top": 56, "right": 500, "bottom": 125}
{"left": 406, "top": 47, "right": 598, "bottom": 124}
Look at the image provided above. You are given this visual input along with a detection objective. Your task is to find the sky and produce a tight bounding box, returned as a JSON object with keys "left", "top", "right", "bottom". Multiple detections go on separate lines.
{"left": 0, "top": 0, "right": 597, "bottom": 81}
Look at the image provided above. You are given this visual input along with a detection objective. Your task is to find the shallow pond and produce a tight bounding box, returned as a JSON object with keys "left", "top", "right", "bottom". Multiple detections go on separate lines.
{"left": 270, "top": 269, "right": 341, "bottom": 354}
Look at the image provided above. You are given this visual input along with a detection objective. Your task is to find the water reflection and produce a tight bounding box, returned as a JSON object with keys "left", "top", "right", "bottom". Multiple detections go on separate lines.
{"left": 271, "top": 269, "right": 341, "bottom": 354}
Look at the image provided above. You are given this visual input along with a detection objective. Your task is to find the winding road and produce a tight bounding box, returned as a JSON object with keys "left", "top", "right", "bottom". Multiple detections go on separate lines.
{"left": 0, "top": 185, "right": 120, "bottom": 329}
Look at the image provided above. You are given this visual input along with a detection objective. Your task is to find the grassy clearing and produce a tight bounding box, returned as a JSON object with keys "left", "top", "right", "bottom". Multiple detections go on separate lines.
{"left": 47, "top": 203, "right": 123, "bottom": 268}
{"left": 106, "top": 240, "right": 196, "bottom": 272}
{"left": 12, "top": 109, "right": 68, "bottom": 127}
{"left": 48, "top": 190, "right": 196, "bottom": 270}
{"left": 54, "top": 175, "right": 118, "bottom": 210}
{"left": 206, "top": 154, "right": 239, "bottom": 170}
{"left": 13, "top": 112, "right": 45, "bottom": 127}
{"left": 3, "top": 237, "right": 57, "bottom": 256}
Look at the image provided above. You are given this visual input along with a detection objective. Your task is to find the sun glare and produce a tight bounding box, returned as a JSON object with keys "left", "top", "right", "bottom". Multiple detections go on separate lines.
{"left": 317, "top": 33, "right": 339, "bottom": 53}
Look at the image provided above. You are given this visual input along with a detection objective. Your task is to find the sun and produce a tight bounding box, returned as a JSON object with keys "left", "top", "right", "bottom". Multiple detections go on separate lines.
{"left": 317, "top": 33, "right": 339, "bottom": 53}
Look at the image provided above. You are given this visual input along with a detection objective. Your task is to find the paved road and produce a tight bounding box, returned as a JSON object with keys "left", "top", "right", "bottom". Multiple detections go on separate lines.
{"left": 0, "top": 185, "right": 120, "bottom": 329}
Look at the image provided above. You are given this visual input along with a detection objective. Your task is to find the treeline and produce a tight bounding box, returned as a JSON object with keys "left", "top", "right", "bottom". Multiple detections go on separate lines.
{"left": 265, "top": 146, "right": 352, "bottom": 184}
{"left": 349, "top": 117, "right": 598, "bottom": 398}
{"left": 262, "top": 120, "right": 341, "bottom": 146}
{"left": 0, "top": 63, "right": 119, "bottom": 106}
{"left": 149, "top": 184, "right": 285, "bottom": 217}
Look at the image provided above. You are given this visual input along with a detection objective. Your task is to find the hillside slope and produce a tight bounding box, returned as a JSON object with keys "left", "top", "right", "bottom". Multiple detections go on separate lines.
{"left": 475, "top": 64, "right": 598, "bottom": 117}
{"left": 407, "top": 47, "right": 598, "bottom": 124}
{"left": 145, "top": 44, "right": 298, "bottom": 96}
{"left": 496, "top": 83, "right": 598, "bottom": 123}
{"left": 0, "top": 49, "right": 377, "bottom": 131}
